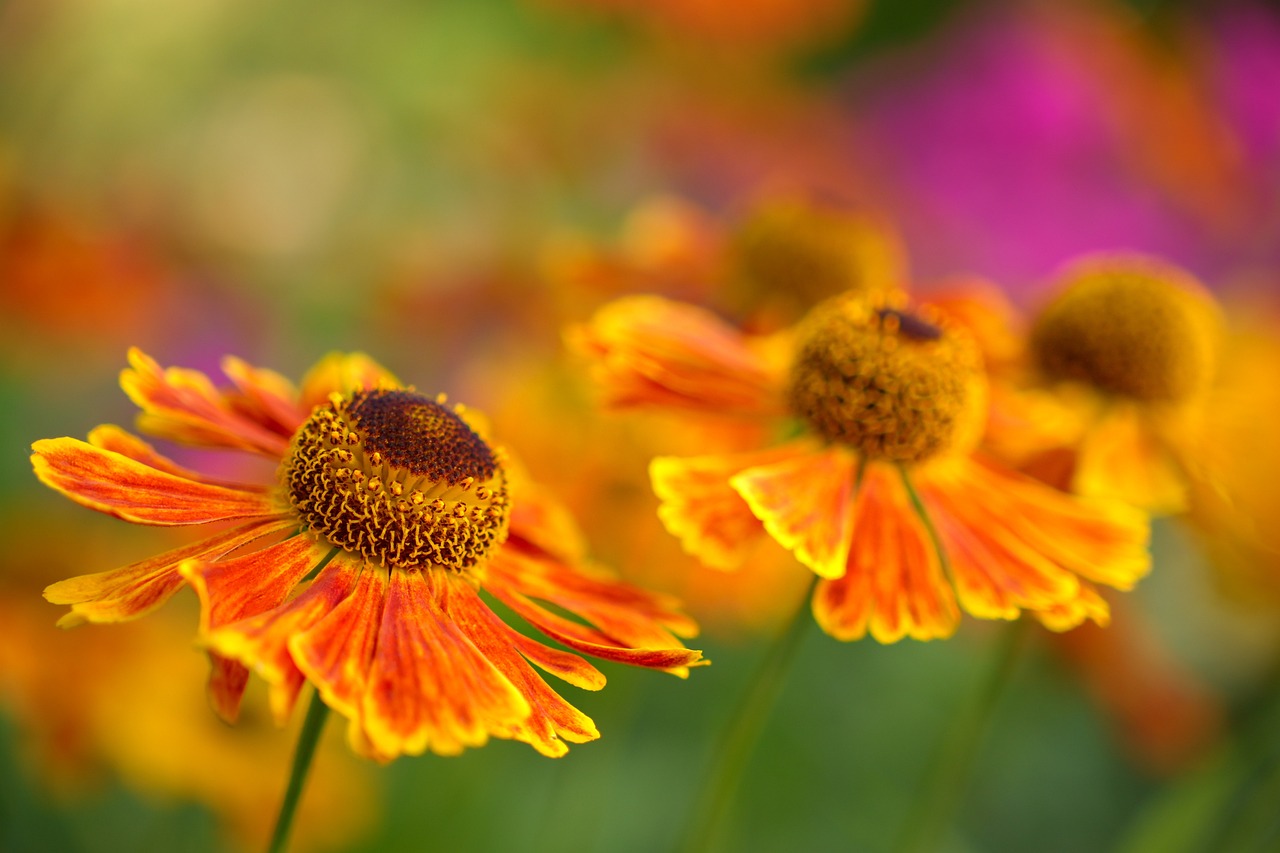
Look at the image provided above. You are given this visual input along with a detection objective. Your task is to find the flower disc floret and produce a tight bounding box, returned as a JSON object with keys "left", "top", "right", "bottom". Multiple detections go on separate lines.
{"left": 1030, "top": 257, "right": 1218, "bottom": 403}
{"left": 786, "top": 295, "right": 984, "bottom": 463}
{"left": 282, "top": 389, "right": 510, "bottom": 571}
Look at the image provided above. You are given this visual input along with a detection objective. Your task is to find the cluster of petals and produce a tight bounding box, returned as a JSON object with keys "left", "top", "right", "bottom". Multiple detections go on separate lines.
{"left": 571, "top": 295, "right": 1152, "bottom": 642}
{"left": 33, "top": 348, "right": 704, "bottom": 760}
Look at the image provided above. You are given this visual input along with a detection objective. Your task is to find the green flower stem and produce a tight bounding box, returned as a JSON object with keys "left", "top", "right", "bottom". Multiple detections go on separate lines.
{"left": 895, "top": 620, "right": 1030, "bottom": 853}
{"left": 267, "top": 690, "right": 331, "bottom": 853}
{"left": 681, "top": 576, "right": 818, "bottom": 853}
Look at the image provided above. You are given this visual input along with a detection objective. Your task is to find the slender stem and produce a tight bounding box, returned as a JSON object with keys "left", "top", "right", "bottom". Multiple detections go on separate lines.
{"left": 680, "top": 577, "right": 818, "bottom": 853}
{"left": 267, "top": 691, "right": 331, "bottom": 853}
{"left": 894, "top": 621, "right": 1030, "bottom": 853}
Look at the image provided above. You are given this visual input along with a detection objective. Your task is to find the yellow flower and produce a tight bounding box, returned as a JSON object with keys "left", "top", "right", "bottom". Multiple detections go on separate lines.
{"left": 996, "top": 253, "right": 1223, "bottom": 514}
{"left": 32, "top": 349, "right": 704, "bottom": 760}
{"left": 571, "top": 293, "right": 1151, "bottom": 641}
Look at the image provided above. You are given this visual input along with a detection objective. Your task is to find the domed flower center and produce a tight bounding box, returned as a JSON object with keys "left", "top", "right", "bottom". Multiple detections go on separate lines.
{"left": 729, "top": 199, "right": 905, "bottom": 312}
{"left": 281, "top": 389, "right": 510, "bottom": 571}
{"left": 1030, "top": 258, "right": 1218, "bottom": 403}
{"left": 786, "top": 295, "right": 985, "bottom": 463}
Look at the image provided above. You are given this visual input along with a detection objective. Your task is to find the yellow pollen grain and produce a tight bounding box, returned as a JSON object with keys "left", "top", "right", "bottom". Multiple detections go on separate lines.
{"left": 787, "top": 292, "right": 985, "bottom": 463}
{"left": 279, "top": 388, "right": 510, "bottom": 572}
{"left": 1030, "top": 255, "right": 1220, "bottom": 403}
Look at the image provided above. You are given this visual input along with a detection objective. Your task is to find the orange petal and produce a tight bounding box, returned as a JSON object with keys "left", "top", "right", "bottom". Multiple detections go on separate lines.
{"left": 120, "top": 348, "right": 292, "bottom": 456}
{"left": 448, "top": 581, "right": 601, "bottom": 757}
{"left": 207, "top": 653, "right": 251, "bottom": 724}
{"left": 917, "top": 456, "right": 1149, "bottom": 622}
{"left": 359, "top": 570, "right": 531, "bottom": 758}
{"left": 485, "top": 568, "right": 706, "bottom": 677}
{"left": 1035, "top": 580, "right": 1111, "bottom": 632}
{"left": 730, "top": 445, "right": 859, "bottom": 579}
{"left": 206, "top": 553, "right": 362, "bottom": 724}
{"left": 506, "top": 481, "right": 588, "bottom": 565}
{"left": 86, "top": 424, "right": 259, "bottom": 488}
{"left": 222, "top": 355, "right": 310, "bottom": 435}
{"left": 488, "top": 547, "right": 699, "bottom": 647}
{"left": 568, "top": 295, "right": 786, "bottom": 416}
{"left": 1075, "top": 402, "right": 1188, "bottom": 514}
{"left": 180, "top": 534, "right": 327, "bottom": 635}
{"left": 651, "top": 444, "right": 811, "bottom": 570}
{"left": 32, "top": 437, "right": 280, "bottom": 526}
{"left": 813, "top": 464, "right": 959, "bottom": 642}
{"left": 44, "top": 518, "right": 294, "bottom": 626}
{"left": 289, "top": 562, "right": 386, "bottom": 725}
{"left": 297, "top": 352, "right": 400, "bottom": 411}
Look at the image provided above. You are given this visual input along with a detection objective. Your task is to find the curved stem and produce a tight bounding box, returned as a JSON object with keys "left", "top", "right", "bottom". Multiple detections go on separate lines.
{"left": 680, "top": 576, "right": 817, "bottom": 853}
{"left": 267, "top": 690, "right": 331, "bottom": 853}
{"left": 894, "top": 620, "right": 1030, "bottom": 853}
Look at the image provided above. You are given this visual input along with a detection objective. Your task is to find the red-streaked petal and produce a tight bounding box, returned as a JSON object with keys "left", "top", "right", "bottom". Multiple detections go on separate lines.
{"left": 120, "top": 348, "right": 292, "bottom": 456}
{"left": 297, "top": 352, "right": 400, "bottom": 411}
{"left": 205, "top": 554, "right": 361, "bottom": 724}
{"left": 43, "top": 518, "right": 294, "bottom": 626}
{"left": 449, "top": 581, "right": 600, "bottom": 757}
{"left": 485, "top": 573, "right": 705, "bottom": 676}
{"left": 731, "top": 445, "right": 859, "bottom": 579}
{"left": 86, "top": 424, "right": 251, "bottom": 487}
{"left": 207, "top": 654, "right": 251, "bottom": 723}
{"left": 568, "top": 295, "right": 786, "bottom": 416}
{"left": 289, "top": 562, "right": 386, "bottom": 724}
{"left": 359, "top": 570, "right": 531, "bottom": 758}
{"left": 813, "top": 464, "right": 959, "bottom": 643}
{"left": 488, "top": 547, "right": 698, "bottom": 645}
{"left": 180, "top": 534, "right": 327, "bottom": 635}
{"left": 32, "top": 437, "right": 281, "bottom": 525}
{"left": 917, "top": 457, "right": 1149, "bottom": 622}
{"left": 222, "top": 355, "right": 310, "bottom": 436}
{"left": 651, "top": 443, "right": 812, "bottom": 570}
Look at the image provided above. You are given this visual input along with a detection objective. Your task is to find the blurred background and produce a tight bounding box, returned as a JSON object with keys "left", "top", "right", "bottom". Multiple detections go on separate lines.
{"left": 4, "top": 0, "right": 1280, "bottom": 850}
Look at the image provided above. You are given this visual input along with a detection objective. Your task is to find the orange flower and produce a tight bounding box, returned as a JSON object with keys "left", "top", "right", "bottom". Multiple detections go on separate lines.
{"left": 989, "top": 253, "right": 1223, "bottom": 514}
{"left": 571, "top": 293, "right": 1151, "bottom": 642}
{"left": 33, "top": 349, "right": 704, "bottom": 760}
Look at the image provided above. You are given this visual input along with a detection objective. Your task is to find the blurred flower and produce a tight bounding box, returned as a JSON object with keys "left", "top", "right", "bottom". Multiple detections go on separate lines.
{"left": 32, "top": 348, "right": 704, "bottom": 760}
{"left": 986, "top": 253, "right": 1222, "bottom": 515}
{"left": 571, "top": 292, "right": 1150, "bottom": 641}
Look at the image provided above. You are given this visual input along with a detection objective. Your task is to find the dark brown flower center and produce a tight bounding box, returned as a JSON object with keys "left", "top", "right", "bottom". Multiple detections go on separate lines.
{"left": 281, "top": 389, "right": 509, "bottom": 571}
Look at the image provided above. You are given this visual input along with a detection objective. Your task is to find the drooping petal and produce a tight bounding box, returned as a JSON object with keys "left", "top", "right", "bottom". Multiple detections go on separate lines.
{"left": 448, "top": 581, "right": 601, "bottom": 757}
{"left": 222, "top": 355, "right": 310, "bottom": 436}
{"left": 180, "top": 534, "right": 328, "bottom": 635}
{"left": 1074, "top": 402, "right": 1188, "bottom": 514}
{"left": 651, "top": 443, "right": 811, "bottom": 570}
{"left": 31, "top": 437, "right": 281, "bottom": 526}
{"left": 119, "top": 348, "right": 292, "bottom": 456}
{"left": 730, "top": 444, "right": 859, "bottom": 579}
{"left": 917, "top": 456, "right": 1149, "bottom": 623}
{"left": 44, "top": 518, "right": 295, "bottom": 626}
{"left": 297, "top": 352, "right": 400, "bottom": 412}
{"left": 205, "top": 554, "right": 362, "bottom": 724}
{"left": 813, "top": 464, "right": 959, "bottom": 642}
{"left": 488, "top": 547, "right": 699, "bottom": 646}
{"left": 207, "top": 654, "right": 251, "bottom": 723}
{"left": 485, "top": 553, "right": 706, "bottom": 677}
{"left": 359, "top": 570, "right": 531, "bottom": 758}
{"left": 289, "top": 562, "right": 387, "bottom": 726}
{"left": 568, "top": 295, "right": 787, "bottom": 416}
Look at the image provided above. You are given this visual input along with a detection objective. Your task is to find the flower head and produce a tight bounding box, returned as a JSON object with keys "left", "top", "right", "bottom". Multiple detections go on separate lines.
{"left": 33, "top": 348, "right": 704, "bottom": 760}
{"left": 571, "top": 293, "right": 1150, "bottom": 642}
{"left": 990, "top": 253, "right": 1223, "bottom": 513}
